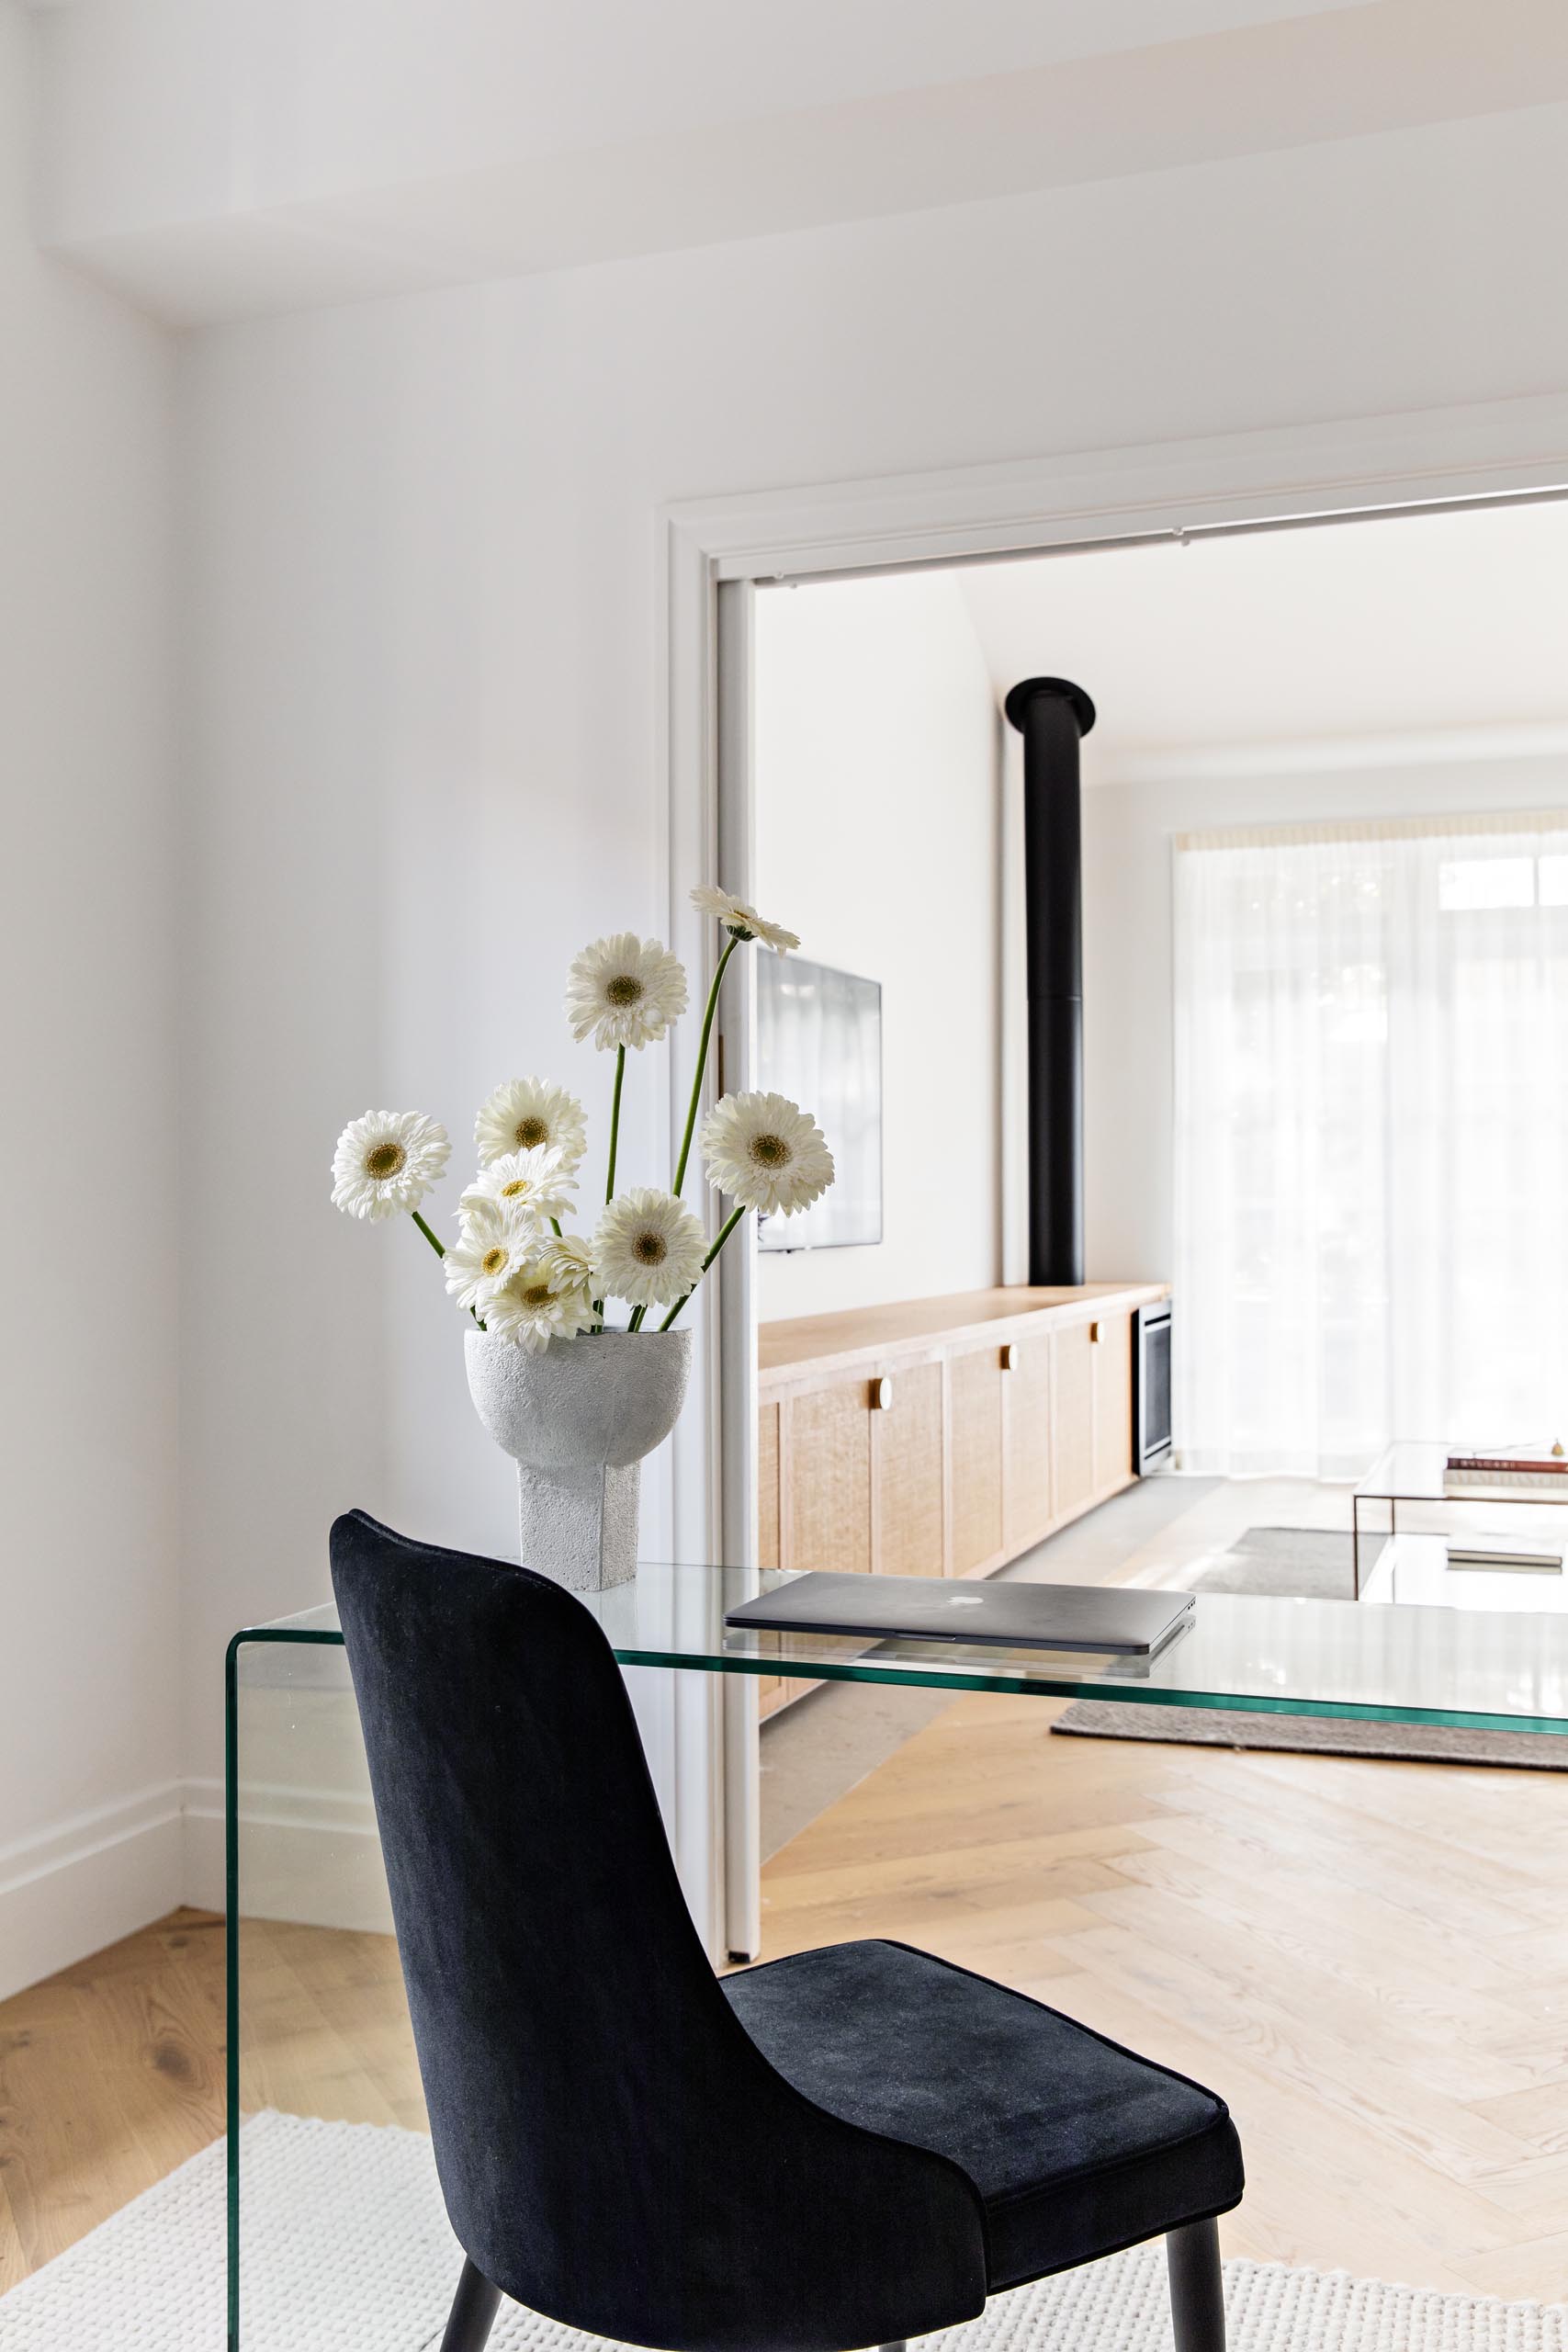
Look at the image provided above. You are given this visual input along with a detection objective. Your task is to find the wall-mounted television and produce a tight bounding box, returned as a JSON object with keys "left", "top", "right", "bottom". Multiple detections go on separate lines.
{"left": 756, "top": 956, "right": 882, "bottom": 1252}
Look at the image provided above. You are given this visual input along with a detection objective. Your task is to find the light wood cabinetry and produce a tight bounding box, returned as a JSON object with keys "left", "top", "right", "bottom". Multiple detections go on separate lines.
{"left": 754, "top": 1400, "right": 784, "bottom": 1713}
{"left": 787, "top": 1380, "right": 872, "bottom": 1575}
{"left": 1051, "top": 1321, "right": 1097, "bottom": 1522}
{"left": 757, "top": 1283, "right": 1166, "bottom": 1718}
{"left": 757, "top": 1401, "right": 781, "bottom": 1572}
{"left": 1092, "top": 1311, "right": 1134, "bottom": 1498}
{"left": 875, "top": 1359, "right": 945, "bottom": 1577}
{"left": 1002, "top": 1336, "right": 1053, "bottom": 1553}
{"left": 949, "top": 1346, "right": 1005, "bottom": 1575}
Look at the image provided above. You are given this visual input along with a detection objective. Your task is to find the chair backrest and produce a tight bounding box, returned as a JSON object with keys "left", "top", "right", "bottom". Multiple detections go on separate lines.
{"left": 331, "top": 1511, "right": 985, "bottom": 2352}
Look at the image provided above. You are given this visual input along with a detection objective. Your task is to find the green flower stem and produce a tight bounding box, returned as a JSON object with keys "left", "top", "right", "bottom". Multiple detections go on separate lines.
{"left": 414, "top": 1209, "right": 485, "bottom": 1327}
{"left": 591, "top": 1045, "right": 627, "bottom": 1332}
{"left": 672, "top": 932, "right": 739, "bottom": 1195}
{"left": 604, "top": 1045, "right": 626, "bottom": 1204}
{"left": 659, "top": 1202, "right": 746, "bottom": 1331}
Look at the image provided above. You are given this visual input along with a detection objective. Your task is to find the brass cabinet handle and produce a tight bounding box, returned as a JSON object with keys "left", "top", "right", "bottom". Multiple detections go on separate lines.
{"left": 870, "top": 1375, "right": 894, "bottom": 1410}
{"left": 1000, "top": 1342, "right": 1017, "bottom": 1372}
{"left": 1089, "top": 1321, "right": 1102, "bottom": 1345}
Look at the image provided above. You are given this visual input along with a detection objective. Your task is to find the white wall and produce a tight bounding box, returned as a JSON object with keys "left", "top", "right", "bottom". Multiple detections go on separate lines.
{"left": 753, "top": 575, "right": 1000, "bottom": 1321}
{"left": 1082, "top": 750, "right": 1568, "bottom": 1288}
{"left": 0, "top": 6, "right": 177, "bottom": 1996}
{"left": 175, "top": 95, "right": 1568, "bottom": 1868}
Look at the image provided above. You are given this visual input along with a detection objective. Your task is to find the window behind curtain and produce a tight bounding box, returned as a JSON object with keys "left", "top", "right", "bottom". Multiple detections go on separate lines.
{"left": 1173, "top": 814, "right": 1568, "bottom": 1476}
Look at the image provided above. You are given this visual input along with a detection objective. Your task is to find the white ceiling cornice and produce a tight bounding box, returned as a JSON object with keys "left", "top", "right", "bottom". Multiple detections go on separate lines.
{"left": 30, "top": 0, "right": 1568, "bottom": 325}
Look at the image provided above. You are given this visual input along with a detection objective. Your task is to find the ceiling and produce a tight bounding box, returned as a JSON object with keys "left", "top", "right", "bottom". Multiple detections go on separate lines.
{"left": 29, "top": 0, "right": 1568, "bottom": 323}
{"left": 951, "top": 497, "right": 1568, "bottom": 777}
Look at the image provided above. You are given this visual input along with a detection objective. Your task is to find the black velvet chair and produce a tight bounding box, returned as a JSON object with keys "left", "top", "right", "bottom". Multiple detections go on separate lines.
{"left": 330, "top": 1510, "right": 1244, "bottom": 2352}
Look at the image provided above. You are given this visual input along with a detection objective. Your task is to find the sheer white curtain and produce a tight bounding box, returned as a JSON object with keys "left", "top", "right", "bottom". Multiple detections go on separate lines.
{"left": 1174, "top": 815, "right": 1568, "bottom": 1476}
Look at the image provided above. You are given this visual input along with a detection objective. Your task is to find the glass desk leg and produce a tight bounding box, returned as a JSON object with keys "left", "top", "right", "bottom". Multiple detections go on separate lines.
{"left": 226, "top": 1632, "right": 430, "bottom": 2349}
{"left": 1353, "top": 1494, "right": 1395, "bottom": 1601}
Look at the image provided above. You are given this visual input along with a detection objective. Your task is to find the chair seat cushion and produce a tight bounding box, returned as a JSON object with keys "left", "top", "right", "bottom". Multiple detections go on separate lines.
{"left": 724, "top": 1939, "right": 1243, "bottom": 2290}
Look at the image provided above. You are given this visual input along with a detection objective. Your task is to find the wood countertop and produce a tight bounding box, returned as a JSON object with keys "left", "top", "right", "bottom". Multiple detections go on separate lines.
{"left": 758, "top": 1282, "right": 1168, "bottom": 1384}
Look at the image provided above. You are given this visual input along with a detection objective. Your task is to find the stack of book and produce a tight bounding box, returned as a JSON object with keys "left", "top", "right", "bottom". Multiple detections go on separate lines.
{"left": 1447, "top": 1444, "right": 1568, "bottom": 1491}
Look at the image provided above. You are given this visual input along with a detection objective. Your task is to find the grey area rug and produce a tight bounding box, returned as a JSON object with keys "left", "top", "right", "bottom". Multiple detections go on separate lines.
{"left": 1051, "top": 1524, "right": 1568, "bottom": 1771}
{"left": 8, "top": 2109, "right": 1568, "bottom": 2351}
{"left": 1052, "top": 1701, "right": 1568, "bottom": 1770}
{"left": 1190, "top": 1523, "right": 1378, "bottom": 1602}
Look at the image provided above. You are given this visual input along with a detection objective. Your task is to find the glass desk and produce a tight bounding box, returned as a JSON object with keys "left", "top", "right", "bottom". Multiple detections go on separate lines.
{"left": 226, "top": 1566, "right": 1568, "bottom": 2348}
{"left": 1356, "top": 1442, "right": 1568, "bottom": 1605}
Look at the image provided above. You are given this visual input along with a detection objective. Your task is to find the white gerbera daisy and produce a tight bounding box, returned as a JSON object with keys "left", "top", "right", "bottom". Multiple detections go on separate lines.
{"left": 474, "top": 1077, "right": 588, "bottom": 1171}
{"left": 331, "top": 1110, "right": 450, "bottom": 1221}
{"left": 485, "top": 1256, "right": 595, "bottom": 1353}
{"left": 592, "top": 1188, "right": 708, "bottom": 1308}
{"left": 565, "top": 933, "right": 688, "bottom": 1052}
{"left": 699, "top": 1091, "right": 834, "bottom": 1216}
{"left": 461, "top": 1145, "right": 575, "bottom": 1225}
{"left": 444, "top": 1198, "right": 534, "bottom": 1313}
{"left": 537, "top": 1230, "right": 594, "bottom": 1294}
{"left": 690, "top": 885, "right": 800, "bottom": 955}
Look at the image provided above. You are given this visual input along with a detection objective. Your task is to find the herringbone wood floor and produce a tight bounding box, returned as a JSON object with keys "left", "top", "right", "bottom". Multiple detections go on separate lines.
{"left": 761, "top": 1691, "right": 1568, "bottom": 2302}
{"left": 5, "top": 1695, "right": 1568, "bottom": 2301}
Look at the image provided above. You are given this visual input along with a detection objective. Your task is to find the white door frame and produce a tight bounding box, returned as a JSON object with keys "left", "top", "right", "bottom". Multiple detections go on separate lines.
{"left": 659, "top": 386, "right": 1568, "bottom": 1957}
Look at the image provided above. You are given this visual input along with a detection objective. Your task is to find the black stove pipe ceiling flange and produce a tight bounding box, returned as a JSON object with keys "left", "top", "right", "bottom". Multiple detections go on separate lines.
{"left": 1003, "top": 676, "right": 1097, "bottom": 1289}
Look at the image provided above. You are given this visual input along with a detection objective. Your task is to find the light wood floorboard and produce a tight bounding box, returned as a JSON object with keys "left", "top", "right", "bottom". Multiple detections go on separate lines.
{"left": 757, "top": 1690, "right": 1568, "bottom": 2301}
{"left": 6, "top": 1723, "right": 1568, "bottom": 2301}
{"left": 4, "top": 1480, "right": 1568, "bottom": 2302}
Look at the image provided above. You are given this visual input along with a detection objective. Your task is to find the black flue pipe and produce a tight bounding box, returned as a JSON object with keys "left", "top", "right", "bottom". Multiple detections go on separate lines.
{"left": 1004, "top": 675, "right": 1096, "bottom": 1288}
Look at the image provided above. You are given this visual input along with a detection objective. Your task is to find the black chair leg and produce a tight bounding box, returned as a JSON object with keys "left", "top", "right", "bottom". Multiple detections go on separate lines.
{"left": 440, "top": 2256, "right": 502, "bottom": 2352}
{"left": 1167, "top": 2217, "right": 1225, "bottom": 2352}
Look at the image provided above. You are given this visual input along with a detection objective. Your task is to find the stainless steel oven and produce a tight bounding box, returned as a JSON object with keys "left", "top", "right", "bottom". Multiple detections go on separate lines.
{"left": 1134, "top": 1301, "right": 1173, "bottom": 1474}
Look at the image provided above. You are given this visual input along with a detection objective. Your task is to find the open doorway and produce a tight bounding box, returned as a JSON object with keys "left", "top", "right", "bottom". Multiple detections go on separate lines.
{"left": 728, "top": 489, "right": 1568, "bottom": 2290}
{"left": 746, "top": 496, "right": 1568, "bottom": 1625}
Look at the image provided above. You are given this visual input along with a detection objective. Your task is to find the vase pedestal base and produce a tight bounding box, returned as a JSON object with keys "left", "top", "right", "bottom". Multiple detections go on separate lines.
{"left": 517, "top": 1461, "right": 641, "bottom": 1595}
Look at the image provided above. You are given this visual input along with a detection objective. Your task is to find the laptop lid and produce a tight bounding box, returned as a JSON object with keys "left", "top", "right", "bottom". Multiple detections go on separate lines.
{"left": 726, "top": 1571, "right": 1195, "bottom": 1657}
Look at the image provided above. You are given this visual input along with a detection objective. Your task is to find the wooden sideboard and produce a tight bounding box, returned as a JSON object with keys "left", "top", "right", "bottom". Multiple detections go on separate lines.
{"left": 755, "top": 1283, "right": 1168, "bottom": 1718}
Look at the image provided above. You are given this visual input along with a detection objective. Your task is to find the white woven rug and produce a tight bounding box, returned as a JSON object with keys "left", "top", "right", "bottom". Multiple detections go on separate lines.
{"left": 3, "top": 2110, "right": 1565, "bottom": 2351}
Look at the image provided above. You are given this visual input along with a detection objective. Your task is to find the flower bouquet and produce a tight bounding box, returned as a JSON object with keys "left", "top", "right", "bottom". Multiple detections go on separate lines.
{"left": 330, "top": 888, "right": 834, "bottom": 1590}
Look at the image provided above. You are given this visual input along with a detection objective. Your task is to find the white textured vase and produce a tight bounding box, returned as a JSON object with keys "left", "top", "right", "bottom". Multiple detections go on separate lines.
{"left": 465, "top": 1327, "right": 694, "bottom": 1595}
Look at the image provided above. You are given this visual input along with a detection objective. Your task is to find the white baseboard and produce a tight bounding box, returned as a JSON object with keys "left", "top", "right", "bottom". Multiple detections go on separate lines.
{"left": 181, "top": 1773, "right": 392, "bottom": 1933}
{"left": 0, "top": 1764, "right": 395, "bottom": 2002}
{"left": 0, "top": 1784, "right": 185, "bottom": 2003}
{"left": 180, "top": 1778, "right": 226, "bottom": 1916}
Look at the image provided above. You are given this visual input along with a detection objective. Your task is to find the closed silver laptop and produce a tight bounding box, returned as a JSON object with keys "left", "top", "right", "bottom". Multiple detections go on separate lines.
{"left": 727, "top": 1571, "right": 1195, "bottom": 1657}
